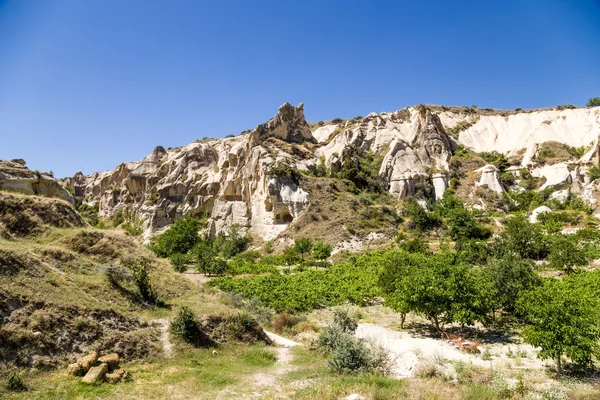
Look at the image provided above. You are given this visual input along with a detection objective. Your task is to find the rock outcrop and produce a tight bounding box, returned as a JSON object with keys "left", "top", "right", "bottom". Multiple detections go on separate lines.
{"left": 68, "top": 103, "right": 600, "bottom": 241}
{"left": 0, "top": 160, "right": 73, "bottom": 203}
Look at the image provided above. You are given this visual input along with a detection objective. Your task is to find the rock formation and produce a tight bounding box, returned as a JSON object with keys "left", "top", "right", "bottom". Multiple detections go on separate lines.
{"left": 64, "top": 103, "right": 600, "bottom": 241}
{"left": 0, "top": 160, "right": 73, "bottom": 203}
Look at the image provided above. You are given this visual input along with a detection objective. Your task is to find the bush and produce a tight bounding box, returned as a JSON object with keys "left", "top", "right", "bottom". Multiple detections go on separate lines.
{"left": 328, "top": 334, "right": 392, "bottom": 375}
{"left": 294, "top": 237, "right": 313, "bottom": 259}
{"left": 99, "top": 263, "right": 132, "bottom": 286}
{"left": 245, "top": 297, "right": 274, "bottom": 325}
{"left": 4, "top": 371, "right": 26, "bottom": 392}
{"left": 150, "top": 217, "right": 200, "bottom": 257}
{"left": 273, "top": 312, "right": 306, "bottom": 334}
{"left": 333, "top": 309, "right": 358, "bottom": 333}
{"left": 587, "top": 97, "right": 600, "bottom": 107}
{"left": 412, "top": 361, "right": 445, "bottom": 379}
{"left": 169, "top": 253, "right": 188, "bottom": 272}
{"left": 171, "top": 306, "right": 200, "bottom": 342}
{"left": 131, "top": 263, "right": 158, "bottom": 304}
{"left": 311, "top": 241, "right": 332, "bottom": 260}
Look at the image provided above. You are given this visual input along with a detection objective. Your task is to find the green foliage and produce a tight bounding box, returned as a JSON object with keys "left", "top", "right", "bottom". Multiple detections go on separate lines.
{"left": 397, "top": 237, "right": 429, "bottom": 254}
{"left": 586, "top": 97, "right": 600, "bottom": 107}
{"left": 283, "top": 246, "right": 300, "bottom": 266}
{"left": 169, "top": 253, "right": 189, "bottom": 272}
{"left": 588, "top": 165, "right": 600, "bottom": 182}
{"left": 215, "top": 225, "right": 250, "bottom": 258}
{"left": 311, "top": 241, "right": 332, "bottom": 260}
{"left": 210, "top": 256, "right": 381, "bottom": 313}
{"left": 379, "top": 251, "right": 491, "bottom": 330}
{"left": 517, "top": 276, "right": 600, "bottom": 374}
{"left": 267, "top": 159, "right": 295, "bottom": 178}
{"left": 403, "top": 197, "right": 438, "bottom": 232}
{"left": 493, "top": 215, "right": 548, "bottom": 259}
{"left": 294, "top": 237, "right": 313, "bottom": 259}
{"left": 336, "top": 145, "right": 384, "bottom": 193}
{"left": 4, "top": 371, "right": 26, "bottom": 392}
{"left": 433, "top": 194, "right": 490, "bottom": 242}
{"left": 150, "top": 217, "right": 200, "bottom": 257}
{"left": 480, "top": 151, "right": 509, "bottom": 171}
{"left": 131, "top": 263, "right": 158, "bottom": 304}
{"left": 483, "top": 256, "right": 540, "bottom": 312}
{"left": 547, "top": 234, "right": 588, "bottom": 273}
{"left": 318, "top": 311, "right": 391, "bottom": 375}
{"left": 171, "top": 306, "right": 201, "bottom": 342}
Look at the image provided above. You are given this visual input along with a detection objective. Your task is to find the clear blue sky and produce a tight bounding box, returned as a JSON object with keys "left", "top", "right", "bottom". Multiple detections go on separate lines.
{"left": 1, "top": 0, "right": 599, "bottom": 177}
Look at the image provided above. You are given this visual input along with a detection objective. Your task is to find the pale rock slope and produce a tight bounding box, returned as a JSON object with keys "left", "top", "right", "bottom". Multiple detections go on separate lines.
{"left": 67, "top": 103, "right": 600, "bottom": 241}
{"left": 0, "top": 159, "right": 73, "bottom": 203}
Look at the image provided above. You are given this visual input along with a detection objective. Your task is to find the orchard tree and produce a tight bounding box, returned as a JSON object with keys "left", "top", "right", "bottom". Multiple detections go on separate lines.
{"left": 294, "top": 237, "right": 313, "bottom": 260}
{"left": 547, "top": 234, "right": 588, "bottom": 273}
{"left": 311, "top": 241, "right": 333, "bottom": 260}
{"left": 483, "top": 255, "right": 540, "bottom": 313}
{"left": 150, "top": 217, "right": 200, "bottom": 257}
{"left": 379, "top": 251, "right": 491, "bottom": 332}
{"left": 517, "top": 278, "right": 600, "bottom": 376}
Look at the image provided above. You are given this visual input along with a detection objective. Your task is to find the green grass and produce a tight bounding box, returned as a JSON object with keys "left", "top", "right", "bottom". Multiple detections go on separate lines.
{"left": 0, "top": 345, "right": 278, "bottom": 400}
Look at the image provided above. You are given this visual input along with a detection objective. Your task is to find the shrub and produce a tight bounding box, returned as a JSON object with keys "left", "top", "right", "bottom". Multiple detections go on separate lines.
{"left": 245, "top": 297, "right": 274, "bottom": 325}
{"left": 311, "top": 241, "right": 332, "bottom": 260}
{"left": 171, "top": 306, "right": 200, "bottom": 342}
{"left": 273, "top": 312, "right": 306, "bottom": 334}
{"left": 328, "top": 334, "right": 392, "bottom": 375}
{"left": 131, "top": 263, "right": 158, "bottom": 304}
{"left": 589, "top": 165, "right": 600, "bottom": 182}
{"left": 150, "top": 217, "right": 200, "bottom": 257}
{"left": 587, "top": 97, "right": 600, "bottom": 107}
{"left": 169, "top": 253, "right": 188, "bottom": 272}
{"left": 4, "top": 371, "right": 26, "bottom": 392}
{"left": 99, "top": 263, "right": 132, "bottom": 286}
{"left": 412, "top": 361, "right": 445, "bottom": 378}
{"left": 333, "top": 309, "right": 358, "bottom": 333}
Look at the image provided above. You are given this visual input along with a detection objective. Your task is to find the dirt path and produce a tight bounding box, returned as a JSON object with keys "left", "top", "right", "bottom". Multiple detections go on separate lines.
{"left": 249, "top": 332, "right": 300, "bottom": 397}
{"left": 153, "top": 318, "right": 173, "bottom": 358}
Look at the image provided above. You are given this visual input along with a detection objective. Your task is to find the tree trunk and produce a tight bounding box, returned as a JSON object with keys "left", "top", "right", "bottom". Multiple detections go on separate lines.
{"left": 432, "top": 314, "right": 441, "bottom": 334}
{"left": 556, "top": 355, "right": 562, "bottom": 377}
{"left": 400, "top": 313, "right": 406, "bottom": 329}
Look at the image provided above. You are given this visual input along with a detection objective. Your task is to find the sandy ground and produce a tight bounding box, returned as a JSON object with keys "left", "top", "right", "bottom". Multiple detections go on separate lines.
{"left": 356, "top": 323, "right": 547, "bottom": 378}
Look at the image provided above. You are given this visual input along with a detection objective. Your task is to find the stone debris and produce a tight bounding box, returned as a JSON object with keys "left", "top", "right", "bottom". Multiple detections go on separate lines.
{"left": 82, "top": 363, "right": 108, "bottom": 384}
{"left": 67, "top": 351, "right": 128, "bottom": 384}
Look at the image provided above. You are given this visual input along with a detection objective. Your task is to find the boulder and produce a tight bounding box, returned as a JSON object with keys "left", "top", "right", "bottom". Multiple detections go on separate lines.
{"left": 105, "top": 368, "right": 128, "bottom": 384}
{"left": 77, "top": 351, "right": 98, "bottom": 371}
{"left": 529, "top": 206, "right": 552, "bottom": 223}
{"left": 98, "top": 353, "right": 119, "bottom": 370}
{"left": 82, "top": 363, "right": 108, "bottom": 384}
{"left": 67, "top": 362, "right": 84, "bottom": 376}
{"left": 476, "top": 165, "right": 504, "bottom": 193}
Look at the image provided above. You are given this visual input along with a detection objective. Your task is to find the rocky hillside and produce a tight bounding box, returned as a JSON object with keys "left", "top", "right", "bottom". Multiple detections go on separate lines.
{"left": 64, "top": 103, "right": 600, "bottom": 243}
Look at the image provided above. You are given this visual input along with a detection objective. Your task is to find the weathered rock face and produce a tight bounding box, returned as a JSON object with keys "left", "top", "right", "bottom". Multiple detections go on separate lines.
{"left": 70, "top": 103, "right": 600, "bottom": 241}
{"left": 0, "top": 160, "right": 73, "bottom": 203}
{"left": 70, "top": 103, "right": 317, "bottom": 241}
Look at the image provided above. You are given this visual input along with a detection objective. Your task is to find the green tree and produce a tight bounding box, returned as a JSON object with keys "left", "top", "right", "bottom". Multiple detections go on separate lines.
{"left": 311, "top": 241, "right": 333, "bottom": 260}
{"left": 379, "top": 251, "right": 491, "bottom": 332}
{"left": 494, "top": 215, "right": 548, "bottom": 259}
{"left": 194, "top": 237, "right": 217, "bottom": 273}
{"left": 586, "top": 97, "right": 600, "bottom": 107}
{"left": 547, "top": 234, "right": 588, "bottom": 273}
{"left": 294, "top": 237, "right": 313, "bottom": 259}
{"left": 517, "top": 278, "right": 600, "bottom": 376}
{"left": 283, "top": 246, "right": 299, "bottom": 267}
{"left": 483, "top": 255, "right": 540, "bottom": 313}
{"left": 150, "top": 217, "right": 200, "bottom": 257}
